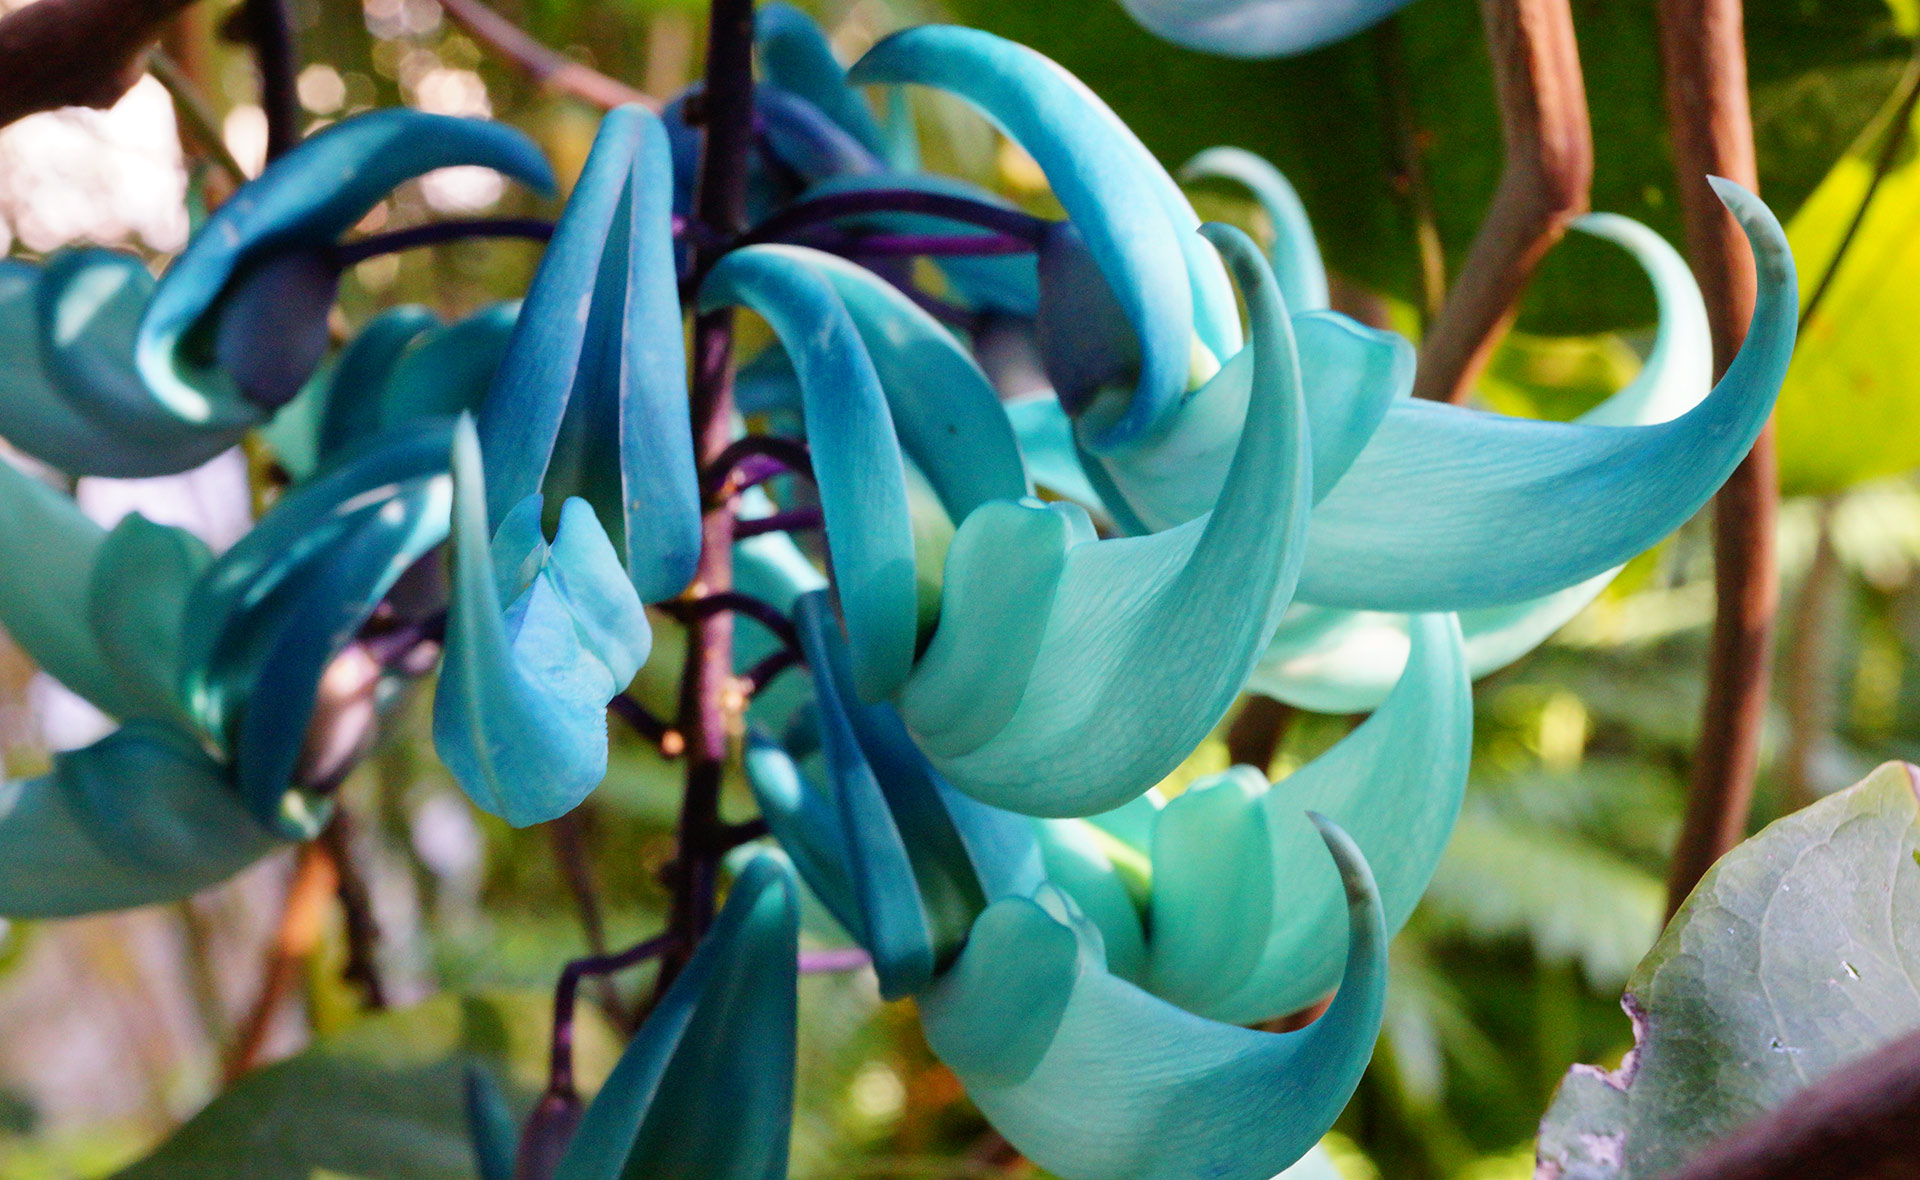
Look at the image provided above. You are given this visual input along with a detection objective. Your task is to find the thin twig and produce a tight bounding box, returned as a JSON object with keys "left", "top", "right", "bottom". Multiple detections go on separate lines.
{"left": 225, "top": 841, "right": 338, "bottom": 1081}
{"left": 318, "top": 814, "right": 388, "bottom": 1011}
{"left": 609, "top": 692, "right": 683, "bottom": 756}
{"left": 148, "top": 48, "right": 248, "bottom": 185}
{"left": 332, "top": 217, "right": 556, "bottom": 266}
{"left": 1372, "top": 16, "right": 1447, "bottom": 325}
{"left": 1414, "top": 0, "right": 1592, "bottom": 403}
{"left": 1799, "top": 47, "right": 1920, "bottom": 331}
{"left": 0, "top": 0, "right": 196, "bottom": 131}
{"left": 1658, "top": 0, "right": 1773, "bottom": 920}
{"left": 702, "top": 435, "right": 815, "bottom": 499}
{"left": 1781, "top": 498, "right": 1843, "bottom": 812}
{"left": 433, "top": 0, "right": 657, "bottom": 112}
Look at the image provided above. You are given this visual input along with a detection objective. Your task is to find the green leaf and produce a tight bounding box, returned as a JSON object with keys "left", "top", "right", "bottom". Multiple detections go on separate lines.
{"left": 1535, "top": 761, "right": 1920, "bottom": 1180}
{"left": 1774, "top": 92, "right": 1920, "bottom": 494}
{"left": 114, "top": 991, "right": 619, "bottom": 1180}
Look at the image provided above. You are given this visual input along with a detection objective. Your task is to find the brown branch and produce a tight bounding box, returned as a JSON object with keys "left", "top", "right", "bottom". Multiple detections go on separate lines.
{"left": 317, "top": 814, "right": 388, "bottom": 1011}
{"left": 225, "top": 840, "right": 338, "bottom": 1082}
{"left": 1373, "top": 17, "right": 1446, "bottom": 326}
{"left": 1413, "top": 0, "right": 1592, "bottom": 404}
{"left": 1661, "top": 1026, "right": 1920, "bottom": 1180}
{"left": 1226, "top": 695, "right": 1296, "bottom": 774}
{"left": 0, "top": 0, "right": 198, "bottom": 131}
{"left": 433, "top": 0, "right": 657, "bottom": 112}
{"left": 1658, "top": 0, "right": 1773, "bottom": 920}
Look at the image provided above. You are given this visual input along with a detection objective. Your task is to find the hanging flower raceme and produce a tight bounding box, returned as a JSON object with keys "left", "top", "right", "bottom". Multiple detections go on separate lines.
{"left": 741, "top": 588, "right": 1447, "bottom": 1180}
{"left": 0, "top": 110, "right": 554, "bottom": 478}
{"left": 0, "top": 424, "right": 453, "bottom": 916}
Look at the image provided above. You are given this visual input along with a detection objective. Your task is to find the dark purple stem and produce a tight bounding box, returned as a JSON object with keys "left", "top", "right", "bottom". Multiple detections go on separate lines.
{"left": 656, "top": 0, "right": 757, "bottom": 1003}
{"left": 548, "top": 933, "right": 678, "bottom": 1095}
{"left": 332, "top": 217, "right": 556, "bottom": 266}
{"left": 733, "top": 506, "right": 822, "bottom": 538}
{"left": 662, "top": 591, "right": 801, "bottom": 655}
{"left": 803, "top": 229, "right": 1037, "bottom": 258}
{"left": 744, "top": 646, "right": 803, "bottom": 695}
{"left": 241, "top": 0, "right": 299, "bottom": 161}
{"left": 739, "top": 189, "right": 1052, "bottom": 254}
{"left": 702, "top": 434, "right": 814, "bottom": 498}
{"left": 609, "top": 693, "right": 676, "bottom": 749}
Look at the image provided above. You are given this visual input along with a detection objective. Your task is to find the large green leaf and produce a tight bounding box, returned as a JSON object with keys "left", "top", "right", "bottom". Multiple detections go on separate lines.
{"left": 938, "top": 0, "right": 1905, "bottom": 334}
{"left": 114, "top": 992, "right": 617, "bottom": 1180}
{"left": 1774, "top": 91, "right": 1920, "bottom": 494}
{"left": 1534, "top": 761, "right": 1920, "bottom": 1180}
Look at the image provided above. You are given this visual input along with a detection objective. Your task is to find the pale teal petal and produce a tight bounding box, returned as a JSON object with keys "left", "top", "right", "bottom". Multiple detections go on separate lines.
{"left": 139, "top": 109, "right": 553, "bottom": 429}
{"left": 314, "top": 305, "right": 440, "bottom": 461}
{"left": 1092, "top": 309, "right": 1409, "bottom": 532}
{"left": 1145, "top": 764, "right": 1276, "bottom": 1013}
{"left": 756, "top": 3, "right": 890, "bottom": 158}
{"left": 743, "top": 730, "right": 866, "bottom": 943}
{"left": 1298, "top": 180, "right": 1793, "bottom": 611}
{"left": 553, "top": 854, "right": 797, "bottom": 1180}
{"left": 1034, "top": 818, "right": 1148, "bottom": 984}
{"left": 87, "top": 514, "right": 212, "bottom": 725}
{"left": 698, "top": 247, "right": 917, "bottom": 700}
{"left": 1181, "top": 147, "right": 1328, "bottom": 312}
{"left": 0, "top": 721, "right": 279, "bottom": 918}
{"left": 1004, "top": 393, "right": 1101, "bottom": 506}
{"left": 380, "top": 301, "right": 519, "bottom": 429}
{"left": 1252, "top": 210, "right": 1715, "bottom": 710}
{"left": 434, "top": 417, "right": 650, "bottom": 827}
{"left": 920, "top": 816, "right": 1387, "bottom": 1180}
{"left": 899, "top": 224, "right": 1310, "bottom": 817}
{"left": 849, "top": 26, "right": 1197, "bottom": 446}
{"left": 748, "top": 246, "right": 1029, "bottom": 520}
{"left": 1118, "top": 0, "right": 1417, "bottom": 57}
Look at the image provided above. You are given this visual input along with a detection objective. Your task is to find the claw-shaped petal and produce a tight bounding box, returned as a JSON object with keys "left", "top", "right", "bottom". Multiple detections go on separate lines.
{"left": 0, "top": 721, "right": 279, "bottom": 918}
{"left": 181, "top": 427, "right": 454, "bottom": 835}
{"left": 434, "top": 417, "right": 650, "bottom": 828}
{"left": 698, "top": 247, "right": 918, "bottom": 700}
{"left": 1181, "top": 147, "right": 1329, "bottom": 313}
{"left": 898, "top": 224, "right": 1309, "bottom": 817}
{"left": 139, "top": 109, "right": 553, "bottom": 428}
{"left": 755, "top": 3, "right": 891, "bottom": 159}
{"left": 1297, "top": 179, "right": 1794, "bottom": 612}
{"left": 553, "top": 854, "right": 798, "bottom": 1180}
{"left": 851, "top": 25, "right": 1239, "bottom": 445}
{"left": 479, "top": 106, "right": 698, "bottom": 604}
{"left": 1252, "top": 210, "right": 1718, "bottom": 709}
{"left": 1117, "top": 0, "right": 1417, "bottom": 58}
{"left": 747, "top": 592, "right": 1043, "bottom": 997}
{"left": 920, "top": 816, "right": 1387, "bottom": 1180}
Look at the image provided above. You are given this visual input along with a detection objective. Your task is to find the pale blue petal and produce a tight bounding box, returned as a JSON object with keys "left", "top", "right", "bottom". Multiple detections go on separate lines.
{"left": 314, "top": 304, "right": 440, "bottom": 461}
{"left": 140, "top": 109, "right": 553, "bottom": 428}
{"left": 698, "top": 246, "right": 917, "bottom": 700}
{"left": 899, "top": 224, "right": 1309, "bottom": 817}
{"left": 87, "top": 514, "right": 212, "bottom": 725}
{"left": 849, "top": 26, "right": 1197, "bottom": 446}
{"left": 1298, "top": 180, "right": 1793, "bottom": 611}
{"left": 434, "top": 417, "right": 650, "bottom": 827}
{"left": 755, "top": 3, "right": 890, "bottom": 158}
{"left": 920, "top": 815, "right": 1386, "bottom": 1180}
{"left": 0, "top": 721, "right": 279, "bottom": 918}
{"left": 1252, "top": 210, "right": 1715, "bottom": 710}
{"left": 1004, "top": 393, "right": 1101, "bottom": 506}
{"left": 554, "top": 854, "right": 797, "bottom": 1180}
{"left": 1181, "top": 147, "right": 1328, "bottom": 312}
{"left": 1118, "top": 0, "right": 1417, "bottom": 58}
{"left": 380, "top": 301, "right": 519, "bottom": 429}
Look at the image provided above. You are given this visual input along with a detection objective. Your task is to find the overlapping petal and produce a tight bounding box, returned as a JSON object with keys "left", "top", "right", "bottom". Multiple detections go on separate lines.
{"left": 553, "top": 853, "right": 798, "bottom": 1180}
{"left": 897, "top": 223, "right": 1309, "bottom": 817}
{"left": 1116, "top": 0, "right": 1418, "bottom": 58}
{"left": 1297, "top": 179, "right": 1794, "bottom": 612}
{"left": 1044, "top": 614, "right": 1469, "bottom": 1022}
{"left": 434, "top": 417, "right": 650, "bottom": 828}
{"left": 850, "top": 25, "right": 1236, "bottom": 446}
{"left": 1254, "top": 210, "right": 1714, "bottom": 709}
{"left": 920, "top": 818, "right": 1386, "bottom": 1180}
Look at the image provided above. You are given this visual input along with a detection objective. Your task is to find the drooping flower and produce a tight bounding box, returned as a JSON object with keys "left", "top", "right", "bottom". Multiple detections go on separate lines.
{"left": 0, "top": 111, "right": 553, "bottom": 479}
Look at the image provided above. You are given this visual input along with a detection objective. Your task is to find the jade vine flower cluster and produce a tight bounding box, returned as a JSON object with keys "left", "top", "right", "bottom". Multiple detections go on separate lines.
{"left": 0, "top": 6, "right": 1794, "bottom": 1178}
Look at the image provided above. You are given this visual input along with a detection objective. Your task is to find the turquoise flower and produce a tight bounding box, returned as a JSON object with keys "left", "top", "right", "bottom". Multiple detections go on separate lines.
{"left": 0, "top": 425, "right": 453, "bottom": 915}
{"left": 0, "top": 110, "right": 553, "bottom": 478}
{"left": 1113, "top": 0, "right": 1419, "bottom": 58}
